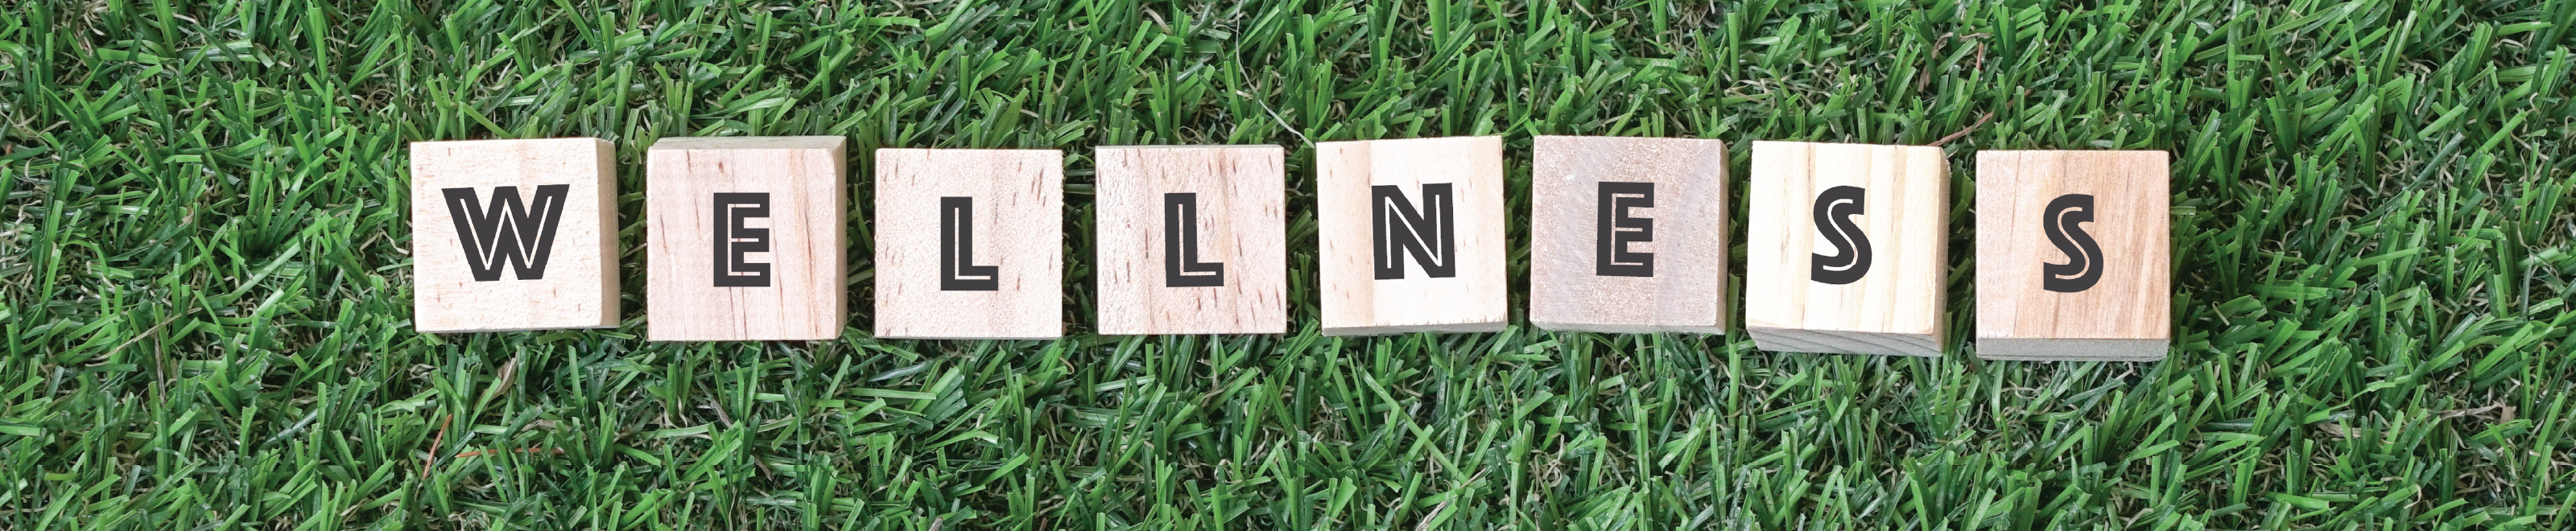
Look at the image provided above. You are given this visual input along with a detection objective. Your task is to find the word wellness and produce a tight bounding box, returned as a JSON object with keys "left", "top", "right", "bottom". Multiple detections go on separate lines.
{"left": 410, "top": 135, "right": 2170, "bottom": 362}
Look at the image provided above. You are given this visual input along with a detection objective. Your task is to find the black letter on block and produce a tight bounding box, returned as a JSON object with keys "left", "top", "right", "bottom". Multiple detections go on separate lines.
{"left": 1596, "top": 182, "right": 1655, "bottom": 277}
{"left": 2042, "top": 194, "right": 2104, "bottom": 293}
{"left": 1163, "top": 192, "right": 1226, "bottom": 287}
{"left": 1810, "top": 185, "right": 1871, "bottom": 285}
{"left": 940, "top": 196, "right": 999, "bottom": 290}
{"left": 712, "top": 192, "right": 771, "bottom": 287}
{"left": 1372, "top": 183, "right": 1455, "bottom": 280}
{"left": 443, "top": 184, "right": 570, "bottom": 282}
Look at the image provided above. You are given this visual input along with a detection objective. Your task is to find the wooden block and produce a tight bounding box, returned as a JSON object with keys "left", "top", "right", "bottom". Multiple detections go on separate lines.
{"left": 644, "top": 136, "right": 846, "bottom": 341}
{"left": 1094, "top": 146, "right": 1287, "bottom": 335}
{"left": 1744, "top": 142, "right": 1950, "bottom": 356}
{"left": 1974, "top": 150, "right": 2171, "bottom": 361}
{"left": 1315, "top": 136, "right": 1509, "bottom": 335}
{"left": 873, "top": 149, "right": 1064, "bottom": 340}
{"left": 1528, "top": 136, "right": 1730, "bottom": 334}
{"left": 410, "top": 138, "right": 621, "bottom": 332}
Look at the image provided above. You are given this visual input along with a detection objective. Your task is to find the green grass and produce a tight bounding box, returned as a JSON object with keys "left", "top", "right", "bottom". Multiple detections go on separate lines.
{"left": 2, "top": 0, "right": 2573, "bottom": 529}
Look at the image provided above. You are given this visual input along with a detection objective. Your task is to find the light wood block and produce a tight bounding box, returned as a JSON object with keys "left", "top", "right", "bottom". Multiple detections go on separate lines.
{"left": 1315, "top": 136, "right": 1509, "bottom": 335}
{"left": 873, "top": 148, "right": 1064, "bottom": 340}
{"left": 1529, "top": 136, "right": 1730, "bottom": 334}
{"left": 644, "top": 136, "right": 846, "bottom": 341}
{"left": 1974, "top": 150, "right": 2171, "bottom": 361}
{"left": 410, "top": 138, "right": 621, "bottom": 332}
{"left": 1744, "top": 142, "right": 1950, "bottom": 356}
{"left": 1094, "top": 146, "right": 1287, "bottom": 335}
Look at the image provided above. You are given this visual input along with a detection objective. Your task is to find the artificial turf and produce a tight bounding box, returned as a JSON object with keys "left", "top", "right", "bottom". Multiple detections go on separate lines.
{"left": 2, "top": 0, "right": 2573, "bottom": 529}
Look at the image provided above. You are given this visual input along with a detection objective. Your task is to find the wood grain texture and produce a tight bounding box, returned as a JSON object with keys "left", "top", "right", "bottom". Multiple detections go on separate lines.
{"left": 410, "top": 138, "right": 621, "bottom": 332}
{"left": 1315, "top": 136, "right": 1510, "bottom": 335}
{"left": 1744, "top": 142, "right": 1950, "bottom": 356}
{"left": 873, "top": 148, "right": 1065, "bottom": 340}
{"left": 643, "top": 136, "right": 846, "bottom": 341}
{"left": 1094, "top": 146, "right": 1287, "bottom": 335}
{"left": 1974, "top": 150, "right": 2172, "bottom": 361}
{"left": 1528, "top": 136, "right": 1729, "bottom": 334}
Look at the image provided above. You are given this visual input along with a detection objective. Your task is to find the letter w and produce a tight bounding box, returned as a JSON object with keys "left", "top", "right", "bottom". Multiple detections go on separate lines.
{"left": 442, "top": 185, "right": 570, "bottom": 282}
{"left": 1372, "top": 183, "right": 1455, "bottom": 280}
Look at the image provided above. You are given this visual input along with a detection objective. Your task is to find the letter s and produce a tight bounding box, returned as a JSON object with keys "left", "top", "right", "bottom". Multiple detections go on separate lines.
{"left": 1810, "top": 185, "right": 1871, "bottom": 285}
{"left": 2041, "top": 194, "right": 2103, "bottom": 293}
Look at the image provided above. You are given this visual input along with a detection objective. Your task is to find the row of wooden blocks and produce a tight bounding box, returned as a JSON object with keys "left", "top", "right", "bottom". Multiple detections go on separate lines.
{"left": 411, "top": 136, "right": 2168, "bottom": 361}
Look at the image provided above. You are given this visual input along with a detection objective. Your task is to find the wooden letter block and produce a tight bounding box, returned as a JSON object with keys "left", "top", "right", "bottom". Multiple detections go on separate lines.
{"left": 1744, "top": 142, "right": 1950, "bottom": 356}
{"left": 1094, "top": 146, "right": 1287, "bottom": 335}
{"left": 1529, "top": 136, "right": 1729, "bottom": 334}
{"left": 873, "top": 149, "right": 1064, "bottom": 340}
{"left": 411, "top": 138, "right": 620, "bottom": 332}
{"left": 644, "top": 137, "right": 846, "bottom": 341}
{"left": 1975, "top": 150, "right": 2171, "bottom": 361}
{"left": 1315, "top": 136, "right": 1509, "bottom": 335}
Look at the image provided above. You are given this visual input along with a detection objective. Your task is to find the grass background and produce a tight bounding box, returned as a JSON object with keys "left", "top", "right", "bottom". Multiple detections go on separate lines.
{"left": 2, "top": 0, "right": 2573, "bottom": 529}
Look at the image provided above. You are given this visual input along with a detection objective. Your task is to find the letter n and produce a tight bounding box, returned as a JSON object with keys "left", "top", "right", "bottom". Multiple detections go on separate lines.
{"left": 1373, "top": 183, "right": 1455, "bottom": 280}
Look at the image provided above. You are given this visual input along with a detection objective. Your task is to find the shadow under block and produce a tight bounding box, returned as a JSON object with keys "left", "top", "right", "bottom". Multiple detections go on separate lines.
{"left": 643, "top": 136, "right": 847, "bottom": 341}
{"left": 873, "top": 149, "right": 1064, "bottom": 340}
{"left": 410, "top": 138, "right": 620, "bottom": 332}
{"left": 1744, "top": 142, "right": 1950, "bottom": 356}
{"left": 1094, "top": 146, "right": 1287, "bottom": 335}
{"left": 1974, "top": 150, "right": 2172, "bottom": 361}
{"left": 1315, "top": 136, "right": 1510, "bottom": 335}
{"left": 1529, "top": 136, "right": 1730, "bottom": 334}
